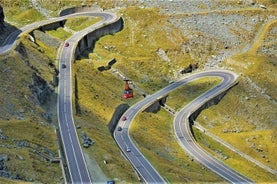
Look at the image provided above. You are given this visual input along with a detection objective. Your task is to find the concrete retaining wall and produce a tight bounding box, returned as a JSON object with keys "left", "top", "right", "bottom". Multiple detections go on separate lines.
{"left": 74, "top": 17, "right": 123, "bottom": 59}
{"left": 39, "top": 21, "right": 66, "bottom": 31}
{"left": 189, "top": 83, "right": 238, "bottom": 125}
{"left": 143, "top": 96, "right": 167, "bottom": 113}
{"left": 59, "top": 6, "right": 101, "bottom": 16}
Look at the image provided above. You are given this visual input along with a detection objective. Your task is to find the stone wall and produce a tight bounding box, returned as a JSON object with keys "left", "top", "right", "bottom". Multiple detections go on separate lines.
{"left": 189, "top": 83, "right": 238, "bottom": 125}
{"left": 74, "top": 17, "right": 123, "bottom": 59}
{"left": 59, "top": 6, "right": 102, "bottom": 16}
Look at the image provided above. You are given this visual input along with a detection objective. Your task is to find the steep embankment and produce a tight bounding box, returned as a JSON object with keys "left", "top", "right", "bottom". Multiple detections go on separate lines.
{"left": 0, "top": 29, "right": 62, "bottom": 184}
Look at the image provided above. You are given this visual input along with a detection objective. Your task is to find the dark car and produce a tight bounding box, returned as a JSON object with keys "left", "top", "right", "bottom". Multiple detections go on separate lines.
{"left": 65, "top": 42, "right": 69, "bottom": 47}
{"left": 62, "top": 64, "right": 66, "bottom": 68}
{"left": 117, "top": 126, "right": 122, "bottom": 131}
{"left": 121, "top": 116, "right": 127, "bottom": 121}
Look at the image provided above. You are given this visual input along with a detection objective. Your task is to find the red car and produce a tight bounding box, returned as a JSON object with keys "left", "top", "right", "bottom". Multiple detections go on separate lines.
{"left": 121, "top": 116, "right": 127, "bottom": 121}
{"left": 65, "top": 42, "right": 69, "bottom": 47}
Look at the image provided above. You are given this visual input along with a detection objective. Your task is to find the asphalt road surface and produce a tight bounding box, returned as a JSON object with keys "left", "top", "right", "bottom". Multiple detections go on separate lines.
{"left": 114, "top": 70, "right": 253, "bottom": 183}
{"left": 174, "top": 71, "right": 253, "bottom": 183}
{"left": 57, "top": 12, "right": 117, "bottom": 184}
{"left": 0, "top": 10, "right": 118, "bottom": 184}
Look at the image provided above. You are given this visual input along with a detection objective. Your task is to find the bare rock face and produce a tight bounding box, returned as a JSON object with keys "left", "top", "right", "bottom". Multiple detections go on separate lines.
{"left": 29, "top": 72, "right": 53, "bottom": 105}
{"left": 0, "top": 5, "right": 4, "bottom": 32}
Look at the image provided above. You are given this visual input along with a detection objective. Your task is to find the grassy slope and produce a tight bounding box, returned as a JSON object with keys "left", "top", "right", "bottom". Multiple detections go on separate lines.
{"left": 131, "top": 110, "right": 223, "bottom": 183}
{"left": 2, "top": 0, "right": 45, "bottom": 27}
{"left": 65, "top": 16, "right": 101, "bottom": 31}
{"left": 72, "top": 60, "right": 140, "bottom": 181}
{"left": 166, "top": 77, "right": 222, "bottom": 110}
{"left": 86, "top": 5, "right": 277, "bottom": 183}
{"left": 93, "top": 7, "right": 190, "bottom": 93}
{"left": 196, "top": 7, "right": 277, "bottom": 182}
{"left": 72, "top": 7, "right": 223, "bottom": 183}
{"left": 0, "top": 36, "right": 62, "bottom": 183}
{"left": 0, "top": 120, "right": 61, "bottom": 183}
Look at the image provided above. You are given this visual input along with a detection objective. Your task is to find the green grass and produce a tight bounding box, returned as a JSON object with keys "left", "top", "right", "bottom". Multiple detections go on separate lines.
{"left": 46, "top": 27, "right": 72, "bottom": 40}
{"left": 93, "top": 7, "right": 191, "bottom": 93}
{"left": 19, "top": 34, "right": 57, "bottom": 83}
{"left": 46, "top": 17, "right": 101, "bottom": 41}
{"left": 166, "top": 77, "right": 222, "bottom": 111}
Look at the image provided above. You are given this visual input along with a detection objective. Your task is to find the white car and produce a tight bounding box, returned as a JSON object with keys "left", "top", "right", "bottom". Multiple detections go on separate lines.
{"left": 126, "top": 147, "right": 131, "bottom": 152}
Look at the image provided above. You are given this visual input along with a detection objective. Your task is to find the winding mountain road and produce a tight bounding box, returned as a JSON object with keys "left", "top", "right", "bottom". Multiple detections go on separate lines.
{"left": 114, "top": 70, "right": 253, "bottom": 183}
{"left": 173, "top": 71, "right": 253, "bottom": 183}
{"left": 0, "top": 10, "right": 118, "bottom": 184}
{"left": 58, "top": 11, "right": 118, "bottom": 184}
{"left": 0, "top": 7, "right": 254, "bottom": 184}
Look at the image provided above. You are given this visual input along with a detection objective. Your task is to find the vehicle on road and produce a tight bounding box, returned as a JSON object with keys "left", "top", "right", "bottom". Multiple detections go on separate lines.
{"left": 62, "top": 64, "right": 66, "bottom": 68}
{"left": 121, "top": 116, "right": 127, "bottom": 121}
{"left": 117, "top": 126, "right": 122, "bottom": 131}
{"left": 123, "top": 79, "right": 133, "bottom": 99}
{"left": 126, "top": 147, "right": 131, "bottom": 152}
{"left": 65, "top": 42, "right": 69, "bottom": 47}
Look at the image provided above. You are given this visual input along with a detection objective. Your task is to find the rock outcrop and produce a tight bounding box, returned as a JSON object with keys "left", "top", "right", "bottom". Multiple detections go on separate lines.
{"left": 29, "top": 72, "right": 53, "bottom": 105}
{"left": 0, "top": 5, "right": 5, "bottom": 32}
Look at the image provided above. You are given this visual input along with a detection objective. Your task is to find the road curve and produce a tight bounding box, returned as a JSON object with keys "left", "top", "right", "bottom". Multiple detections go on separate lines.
{"left": 173, "top": 70, "right": 253, "bottom": 183}
{"left": 0, "top": 10, "right": 118, "bottom": 183}
{"left": 58, "top": 12, "right": 118, "bottom": 184}
{"left": 114, "top": 70, "right": 253, "bottom": 183}
{"left": 0, "top": 11, "right": 117, "bottom": 55}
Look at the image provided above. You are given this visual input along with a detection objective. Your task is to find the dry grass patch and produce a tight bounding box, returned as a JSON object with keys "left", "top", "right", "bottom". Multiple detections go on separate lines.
{"left": 197, "top": 78, "right": 277, "bottom": 179}
{"left": 3, "top": 0, "right": 45, "bottom": 27}
{"left": 166, "top": 76, "right": 222, "bottom": 111}
{"left": 46, "top": 28, "right": 72, "bottom": 40}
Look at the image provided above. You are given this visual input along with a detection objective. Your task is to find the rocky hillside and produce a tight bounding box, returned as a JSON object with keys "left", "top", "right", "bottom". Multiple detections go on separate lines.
{"left": 0, "top": 22, "right": 62, "bottom": 184}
